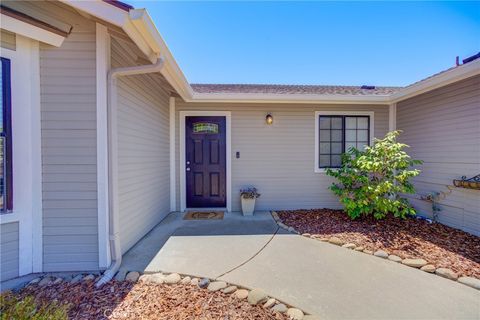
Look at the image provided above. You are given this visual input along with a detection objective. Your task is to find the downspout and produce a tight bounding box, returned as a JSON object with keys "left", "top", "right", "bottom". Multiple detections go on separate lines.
{"left": 96, "top": 57, "right": 165, "bottom": 287}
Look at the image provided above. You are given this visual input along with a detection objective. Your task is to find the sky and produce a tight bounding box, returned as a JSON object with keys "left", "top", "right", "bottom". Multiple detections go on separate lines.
{"left": 129, "top": 1, "right": 480, "bottom": 87}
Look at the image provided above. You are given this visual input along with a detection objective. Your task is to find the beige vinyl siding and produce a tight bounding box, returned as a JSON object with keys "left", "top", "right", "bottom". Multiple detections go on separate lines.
{"left": 397, "top": 75, "right": 480, "bottom": 236}
{"left": 175, "top": 102, "right": 389, "bottom": 212}
{"left": 0, "top": 222, "right": 19, "bottom": 281}
{"left": 40, "top": 6, "right": 98, "bottom": 271}
{"left": 111, "top": 38, "right": 171, "bottom": 254}
{"left": 0, "top": 29, "right": 16, "bottom": 50}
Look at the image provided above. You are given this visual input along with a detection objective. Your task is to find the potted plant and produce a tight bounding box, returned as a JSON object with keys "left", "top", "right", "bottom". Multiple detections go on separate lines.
{"left": 240, "top": 187, "right": 261, "bottom": 216}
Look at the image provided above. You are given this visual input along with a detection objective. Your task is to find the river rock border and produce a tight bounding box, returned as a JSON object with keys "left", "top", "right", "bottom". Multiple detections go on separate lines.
{"left": 271, "top": 211, "right": 480, "bottom": 291}
{"left": 22, "top": 271, "right": 316, "bottom": 320}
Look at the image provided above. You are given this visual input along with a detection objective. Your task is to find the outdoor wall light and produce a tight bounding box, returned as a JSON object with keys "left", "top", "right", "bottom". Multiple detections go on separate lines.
{"left": 266, "top": 114, "right": 273, "bottom": 125}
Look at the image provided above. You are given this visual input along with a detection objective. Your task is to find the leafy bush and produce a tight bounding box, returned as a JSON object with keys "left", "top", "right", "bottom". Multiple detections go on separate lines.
{"left": 326, "top": 130, "right": 422, "bottom": 220}
{"left": 0, "top": 291, "right": 69, "bottom": 320}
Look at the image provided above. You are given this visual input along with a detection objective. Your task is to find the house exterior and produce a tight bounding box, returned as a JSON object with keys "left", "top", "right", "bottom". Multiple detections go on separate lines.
{"left": 0, "top": 0, "right": 478, "bottom": 283}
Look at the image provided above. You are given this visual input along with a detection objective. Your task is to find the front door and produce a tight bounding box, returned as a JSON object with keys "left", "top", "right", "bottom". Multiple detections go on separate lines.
{"left": 186, "top": 116, "right": 226, "bottom": 208}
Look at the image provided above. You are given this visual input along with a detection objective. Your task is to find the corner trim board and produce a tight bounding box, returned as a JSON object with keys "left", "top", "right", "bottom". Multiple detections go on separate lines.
{"left": 96, "top": 23, "right": 111, "bottom": 269}
{"left": 169, "top": 97, "right": 176, "bottom": 212}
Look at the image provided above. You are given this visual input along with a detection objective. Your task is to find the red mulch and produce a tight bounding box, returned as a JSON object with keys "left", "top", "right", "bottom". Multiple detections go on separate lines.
{"left": 17, "top": 281, "right": 287, "bottom": 320}
{"left": 278, "top": 209, "right": 480, "bottom": 278}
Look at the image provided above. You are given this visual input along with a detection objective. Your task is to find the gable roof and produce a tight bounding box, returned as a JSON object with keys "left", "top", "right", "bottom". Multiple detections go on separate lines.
{"left": 63, "top": 0, "right": 480, "bottom": 105}
{"left": 191, "top": 84, "right": 401, "bottom": 96}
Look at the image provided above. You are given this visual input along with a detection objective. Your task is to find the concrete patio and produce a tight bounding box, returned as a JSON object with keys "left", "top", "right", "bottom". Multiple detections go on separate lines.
{"left": 119, "top": 211, "right": 480, "bottom": 320}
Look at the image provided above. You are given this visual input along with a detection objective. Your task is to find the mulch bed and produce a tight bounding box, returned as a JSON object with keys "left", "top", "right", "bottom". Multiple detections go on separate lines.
{"left": 15, "top": 281, "right": 287, "bottom": 320}
{"left": 278, "top": 209, "right": 480, "bottom": 278}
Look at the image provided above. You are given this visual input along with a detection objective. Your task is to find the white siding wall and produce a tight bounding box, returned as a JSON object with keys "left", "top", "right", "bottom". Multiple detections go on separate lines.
{"left": 397, "top": 75, "right": 480, "bottom": 236}
{"left": 0, "top": 222, "right": 19, "bottom": 281}
{"left": 175, "top": 102, "right": 389, "bottom": 212}
{"left": 40, "top": 9, "right": 98, "bottom": 271}
{"left": 111, "top": 38, "right": 171, "bottom": 254}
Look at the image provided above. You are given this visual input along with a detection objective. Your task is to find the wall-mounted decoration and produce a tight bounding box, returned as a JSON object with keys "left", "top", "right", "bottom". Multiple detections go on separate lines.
{"left": 453, "top": 174, "right": 480, "bottom": 190}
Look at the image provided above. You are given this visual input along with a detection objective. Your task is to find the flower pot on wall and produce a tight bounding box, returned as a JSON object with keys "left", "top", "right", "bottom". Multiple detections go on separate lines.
{"left": 241, "top": 196, "right": 256, "bottom": 216}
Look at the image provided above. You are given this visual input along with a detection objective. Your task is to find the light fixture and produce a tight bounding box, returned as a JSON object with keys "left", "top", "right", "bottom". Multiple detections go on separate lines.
{"left": 266, "top": 113, "right": 273, "bottom": 125}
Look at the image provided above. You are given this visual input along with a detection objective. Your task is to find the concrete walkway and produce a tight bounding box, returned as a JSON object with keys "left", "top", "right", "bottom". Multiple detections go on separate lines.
{"left": 120, "top": 211, "right": 480, "bottom": 320}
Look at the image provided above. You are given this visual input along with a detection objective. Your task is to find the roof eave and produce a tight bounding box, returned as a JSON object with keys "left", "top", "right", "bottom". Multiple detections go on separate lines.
{"left": 390, "top": 59, "right": 480, "bottom": 103}
{"left": 188, "top": 93, "right": 392, "bottom": 105}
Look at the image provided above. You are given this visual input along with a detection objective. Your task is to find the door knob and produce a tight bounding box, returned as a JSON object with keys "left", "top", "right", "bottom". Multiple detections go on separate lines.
{"left": 186, "top": 167, "right": 190, "bottom": 171}
{"left": 186, "top": 161, "right": 190, "bottom": 165}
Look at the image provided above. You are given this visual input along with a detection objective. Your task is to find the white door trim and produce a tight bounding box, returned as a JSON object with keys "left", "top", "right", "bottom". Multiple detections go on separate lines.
{"left": 179, "top": 111, "right": 231, "bottom": 212}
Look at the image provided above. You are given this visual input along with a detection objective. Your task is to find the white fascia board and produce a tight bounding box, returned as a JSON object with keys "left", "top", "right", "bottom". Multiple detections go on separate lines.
{"left": 60, "top": 0, "right": 128, "bottom": 26}
{"left": 129, "top": 9, "right": 194, "bottom": 98}
{"left": 0, "top": 13, "right": 65, "bottom": 47}
{"left": 391, "top": 59, "right": 480, "bottom": 103}
{"left": 188, "top": 93, "right": 391, "bottom": 105}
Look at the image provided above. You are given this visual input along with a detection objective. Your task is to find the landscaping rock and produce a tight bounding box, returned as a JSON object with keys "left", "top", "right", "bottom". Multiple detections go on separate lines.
{"left": 234, "top": 289, "right": 249, "bottom": 299}
{"left": 222, "top": 285, "right": 237, "bottom": 294}
{"left": 248, "top": 289, "right": 268, "bottom": 305}
{"left": 420, "top": 265, "right": 436, "bottom": 273}
{"left": 190, "top": 278, "right": 199, "bottom": 286}
{"left": 458, "top": 277, "right": 480, "bottom": 290}
{"left": 125, "top": 271, "right": 140, "bottom": 282}
{"left": 70, "top": 274, "right": 83, "bottom": 284}
{"left": 38, "top": 277, "right": 52, "bottom": 286}
{"left": 388, "top": 255, "right": 402, "bottom": 262}
{"left": 363, "top": 249, "right": 373, "bottom": 255}
{"left": 287, "top": 308, "right": 304, "bottom": 320}
{"left": 263, "top": 298, "right": 276, "bottom": 308}
{"left": 328, "top": 237, "right": 345, "bottom": 246}
{"left": 164, "top": 273, "right": 181, "bottom": 284}
{"left": 138, "top": 274, "right": 152, "bottom": 282}
{"left": 319, "top": 237, "right": 329, "bottom": 242}
{"left": 198, "top": 278, "right": 210, "bottom": 288}
{"left": 354, "top": 246, "right": 365, "bottom": 251}
{"left": 207, "top": 281, "right": 227, "bottom": 292}
{"left": 180, "top": 276, "right": 191, "bottom": 285}
{"left": 302, "top": 233, "right": 311, "bottom": 237}
{"left": 342, "top": 243, "right": 356, "bottom": 249}
{"left": 374, "top": 250, "right": 388, "bottom": 258}
{"left": 402, "top": 258, "right": 428, "bottom": 268}
{"left": 84, "top": 274, "right": 95, "bottom": 281}
{"left": 53, "top": 277, "right": 63, "bottom": 284}
{"left": 435, "top": 268, "right": 458, "bottom": 280}
{"left": 28, "top": 277, "right": 41, "bottom": 286}
{"left": 272, "top": 303, "right": 288, "bottom": 313}
{"left": 150, "top": 273, "right": 165, "bottom": 284}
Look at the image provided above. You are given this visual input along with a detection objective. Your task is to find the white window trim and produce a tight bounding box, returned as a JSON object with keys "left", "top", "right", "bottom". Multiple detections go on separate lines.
{"left": 179, "top": 111, "right": 232, "bottom": 212}
{"left": 314, "top": 111, "right": 374, "bottom": 173}
{"left": 0, "top": 35, "right": 43, "bottom": 275}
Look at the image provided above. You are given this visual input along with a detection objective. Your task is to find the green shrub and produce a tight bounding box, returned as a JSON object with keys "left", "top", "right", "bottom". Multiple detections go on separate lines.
{"left": 0, "top": 291, "right": 69, "bottom": 320}
{"left": 326, "top": 130, "right": 422, "bottom": 220}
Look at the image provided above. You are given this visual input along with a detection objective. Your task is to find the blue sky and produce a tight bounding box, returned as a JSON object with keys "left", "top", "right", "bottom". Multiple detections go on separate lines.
{"left": 130, "top": 1, "right": 479, "bottom": 86}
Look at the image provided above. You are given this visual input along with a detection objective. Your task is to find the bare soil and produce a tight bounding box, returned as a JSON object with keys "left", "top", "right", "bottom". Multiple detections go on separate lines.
{"left": 278, "top": 209, "right": 480, "bottom": 278}
{"left": 18, "top": 281, "right": 288, "bottom": 320}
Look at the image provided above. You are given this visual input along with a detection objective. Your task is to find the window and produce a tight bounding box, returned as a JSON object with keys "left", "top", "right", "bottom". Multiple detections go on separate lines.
{"left": 316, "top": 113, "right": 372, "bottom": 170}
{"left": 0, "top": 57, "right": 12, "bottom": 212}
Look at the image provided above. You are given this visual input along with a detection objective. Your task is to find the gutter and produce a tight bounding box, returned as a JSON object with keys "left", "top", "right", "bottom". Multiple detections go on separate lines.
{"left": 96, "top": 57, "right": 165, "bottom": 287}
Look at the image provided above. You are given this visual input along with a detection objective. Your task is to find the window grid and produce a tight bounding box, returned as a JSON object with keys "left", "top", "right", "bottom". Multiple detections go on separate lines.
{"left": 318, "top": 115, "right": 370, "bottom": 169}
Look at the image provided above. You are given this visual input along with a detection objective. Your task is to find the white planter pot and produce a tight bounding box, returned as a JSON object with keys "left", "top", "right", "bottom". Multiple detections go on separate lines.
{"left": 241, "top": 196, "right": 256, "bottom": 216}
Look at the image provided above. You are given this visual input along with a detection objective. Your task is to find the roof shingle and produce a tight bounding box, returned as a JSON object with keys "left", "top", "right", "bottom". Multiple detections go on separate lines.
{"left": 191, "top": 84, "right": 402, "bottom": 96}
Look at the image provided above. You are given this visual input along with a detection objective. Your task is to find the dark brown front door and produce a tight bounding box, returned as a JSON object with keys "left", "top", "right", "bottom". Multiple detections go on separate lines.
{"left": 186, "top": 116, "right": 226, "bottom": 208}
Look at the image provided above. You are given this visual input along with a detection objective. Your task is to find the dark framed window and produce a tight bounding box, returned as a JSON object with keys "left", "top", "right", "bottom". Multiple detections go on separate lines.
{"left": 0, "top": 57, "right": 13, "bottom": 212}
{"left": 318, "top": 115, "right": 370, "bottom": 169}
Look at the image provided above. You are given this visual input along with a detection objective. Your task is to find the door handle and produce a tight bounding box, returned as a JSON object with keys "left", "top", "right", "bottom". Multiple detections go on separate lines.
{"left": 186, "top": 167, "right": 190, "bottom": 171}
{"left": 186, "top": 161, "right": 190, "bottom": 165}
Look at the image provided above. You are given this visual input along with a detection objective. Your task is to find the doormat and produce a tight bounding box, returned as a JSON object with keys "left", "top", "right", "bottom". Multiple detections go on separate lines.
{"left": 184, "top": 211, "right": 224, "bottom": 220}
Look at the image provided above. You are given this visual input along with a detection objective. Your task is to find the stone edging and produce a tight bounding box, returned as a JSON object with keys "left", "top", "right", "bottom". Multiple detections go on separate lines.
{"left": 271, "top": 211, "right": 480, "bottom": 291}
{"left": 23, "top": 271, "right": 316, "bottom": 320}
